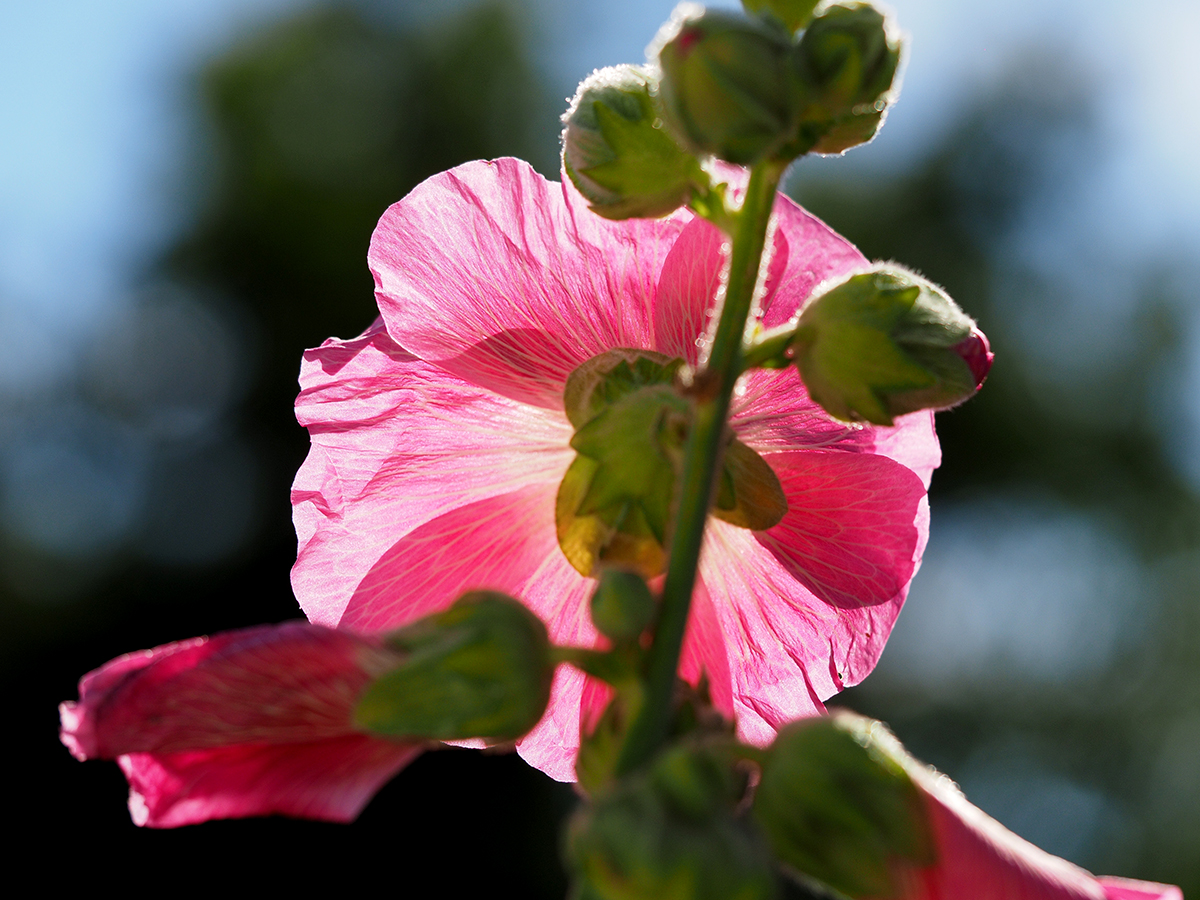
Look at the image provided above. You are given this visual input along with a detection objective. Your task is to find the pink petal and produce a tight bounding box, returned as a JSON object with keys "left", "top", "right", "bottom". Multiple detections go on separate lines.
{"left": 653, "top": 216, "right": 789, "bottom": 366}
{"left": 758, "top": 191, "right": 868, "bottom": 329}
{"left": 118, "top": 737, "right": 421, "bottom": 828}
{"left": 61, "top": 623, "right": 398, "bottom": 758}
{"left": 369, "top": 158, "right": 689, "bottom": 408}
{"left": 1097, "top": 879, "right": 1183, "bottom": 900}
{"left": 60, "top": 622, "right": 421, "bottom": 827}
{"left": 292, "top": 320, "right": 572, "bottom": 626}
{"left": 336, "top": 481, "right": 601, "bottom": 782}
{"left": 893, "top": 766, "right": 1185, "bottom": 900}
{"left": 695, "top": 449, "right": 927, "bottom": 742}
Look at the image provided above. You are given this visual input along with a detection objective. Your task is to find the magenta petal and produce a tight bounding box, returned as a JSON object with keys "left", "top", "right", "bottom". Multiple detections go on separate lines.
{"left": 292, "top": 320, "right": 572, "bottom": 627}
{"left": 369, "top": 158, "right": 688, "bottom": 406}
{"left": 119, "top": 737, "right": 420, "bottom": 828}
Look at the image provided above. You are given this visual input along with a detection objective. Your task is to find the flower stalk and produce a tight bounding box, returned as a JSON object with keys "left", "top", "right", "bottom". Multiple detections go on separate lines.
{"left": 617, "top": 158, "right": 787, "bottom": 774}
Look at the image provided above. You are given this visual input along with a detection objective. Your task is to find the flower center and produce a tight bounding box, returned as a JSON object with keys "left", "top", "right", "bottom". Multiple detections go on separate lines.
{"left": 556, "top": 349, "right": 787, "bottom": 579}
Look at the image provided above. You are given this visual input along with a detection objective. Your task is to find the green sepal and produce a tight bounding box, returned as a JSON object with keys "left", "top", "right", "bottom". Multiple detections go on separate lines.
{"left": 354, "top": 591, "right": 554, "bottom": 742}
{"left": 752, "top": 712, "right": 935, "bottom": 898}
{"left": 741, "top": 0, "right": 821, "bottom": 34}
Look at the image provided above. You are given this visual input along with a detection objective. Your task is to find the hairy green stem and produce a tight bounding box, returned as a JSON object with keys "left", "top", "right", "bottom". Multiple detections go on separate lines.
{"left": 615, "top": 160, "right": 785, "bottom": 775}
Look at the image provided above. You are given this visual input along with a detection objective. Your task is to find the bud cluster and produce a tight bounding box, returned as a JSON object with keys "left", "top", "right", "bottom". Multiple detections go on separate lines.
{"left": 653, "top": 1, "right": 903, "bottom": 166}
{"left": 561, "top": 2, "right": 903, "bottom": 220}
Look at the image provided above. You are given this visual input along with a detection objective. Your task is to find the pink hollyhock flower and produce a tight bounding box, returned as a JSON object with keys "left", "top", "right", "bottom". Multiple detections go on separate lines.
{"left": 292, "top": 157, "right": 941, "bottom": 781}
{"left": 60, "top": 622, "right": 421, "bottom": 828}
{"left": 894, "top": 763, "right": 1181, "bottom": 900}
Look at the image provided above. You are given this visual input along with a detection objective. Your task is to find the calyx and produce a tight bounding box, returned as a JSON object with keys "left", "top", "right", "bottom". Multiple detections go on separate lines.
{"left": 557, "top": 350, "right": 787, "bottom": 579}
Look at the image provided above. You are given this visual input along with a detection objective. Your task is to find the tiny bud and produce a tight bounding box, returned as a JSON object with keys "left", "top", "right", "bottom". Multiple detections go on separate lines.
{"left": 591, "top": 568, "right": 657, "bottom": 642}
{"left": 752, "top": 712, "right": 934, "bottom": 898}
{"left": 567, "top": 745, "right": 778, "bottom": 900}
{"left": 741, "top": 0, "right": 821, "bottom": 34}
{"left": 563, "top": 65, "right": 708, "bottom": 219}
{"left": 354, "top": 591, "right": 554, "bottom": 742}
{"left": 793, "top": 1, "right": 902, "bottom": 154}
{"left": 654, "top": 5, "right": 800, "bottom": 165}
{"left": 791, "top": 265, "right": 990, "bottom": 426}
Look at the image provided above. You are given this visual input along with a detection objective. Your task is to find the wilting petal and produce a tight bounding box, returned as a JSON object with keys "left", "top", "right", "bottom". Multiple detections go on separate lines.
{"left": 293, "top": 320, "right": 573, "bottom": 626}
{"left": 370, "top": 158, "right": 688, "bottom": 408}
{"left": 60, "top": 622, "right": 420, "bottom": 827}
{"left": 892, "top": 764, "right": 1182, "bottom": 900}
{"left": 119, "top": 737, "right": 421, "bottom": 828}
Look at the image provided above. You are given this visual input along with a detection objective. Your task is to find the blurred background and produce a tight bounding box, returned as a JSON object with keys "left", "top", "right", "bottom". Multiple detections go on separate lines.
{"left": 3, "top": 0, "right": 1196, "bottom": 892}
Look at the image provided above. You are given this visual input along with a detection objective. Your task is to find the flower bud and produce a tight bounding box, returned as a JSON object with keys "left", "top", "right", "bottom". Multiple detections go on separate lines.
{"left": 567, "top": 745, "right": 778, "bottom": 900}
{"left": 591, "top": 568, "right": 657, "bottom": 643}
{"left": 740, "top": 0, "right": 821, "bottom": 34}
{"left": 752, "top": 712, "right": 934, "bottom": 898}
{"left": 793, "top": 2, "right": 902, "bottom": 154}
{"left": 790, "top": 266, "right": 992, "bottom": 426}
{"left": 563, "top": 65, "right": 708, "bottom": 220}
{"left": 653, "top": 5, "right": 800, "bottom": 165}
{"left": 354, "top": 591, "right": 554, "bottom": 742}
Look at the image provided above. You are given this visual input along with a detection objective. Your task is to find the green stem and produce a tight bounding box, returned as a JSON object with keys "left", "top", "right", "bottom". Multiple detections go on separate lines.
{"left": 615, "top": 159, "right": 785, "bottom": 775}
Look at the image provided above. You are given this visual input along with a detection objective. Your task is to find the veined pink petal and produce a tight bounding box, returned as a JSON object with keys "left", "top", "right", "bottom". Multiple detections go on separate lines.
{"left": 889, "top": 765, "right": 1182, "bottom": 900}
{"left": 695, "top": 450, "right": 927, "bottom": 743}
{"left": 759, "top": 191, "right": 867, "bottom": 329}
{"left": 370, "top": 158, "right": 688, "bottom": 407}
{"left": 60, "top": 623, "right": 420, "bottom": 827}
{"left": 118, "top": 738, "right": 421, "bottom": 828}
{"left": 293, "top": 320, "right": 573, "bottom": 626}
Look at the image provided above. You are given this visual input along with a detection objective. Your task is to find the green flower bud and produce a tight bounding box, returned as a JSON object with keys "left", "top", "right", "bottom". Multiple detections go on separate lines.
{"left": 591, "top": 568, "right": 657, "bottom": 643}
{"left": 793, "top": 1, "right": 903, "bottom": 154}
{"left": 790, "top": 265, "right": 992, "bottom": 425}
{"left": 653, "top": 5, "right": 800, "bottom": 165}
{"left": 354, "top": 591, "right": 554, "bottom": 742}
{"left": 752, "top": 712, "right": 934, "bottom": 898}
{"left": 563, "top": 65, "right": 709, "bottom": 220}
{"left": 558, "top": 350, "right": 787, "bottom": 579}
{"left": 741, "top": 0, "right": 821, "bottom": 34}
{"left": 567, "top": 746, "right": 778, "bottom": 900}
